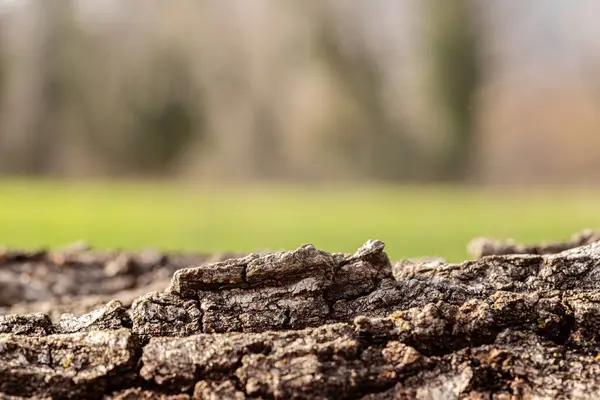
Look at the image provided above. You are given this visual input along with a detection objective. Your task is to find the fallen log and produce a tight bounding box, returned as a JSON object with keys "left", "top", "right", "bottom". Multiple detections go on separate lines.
{"left": 2, "top": 237, "right": 600, "bottom": 398}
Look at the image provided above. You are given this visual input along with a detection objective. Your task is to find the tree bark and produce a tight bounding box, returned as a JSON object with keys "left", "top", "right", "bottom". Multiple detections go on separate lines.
{"left": 3, "top": 235, "right": 600, "bottom": 398}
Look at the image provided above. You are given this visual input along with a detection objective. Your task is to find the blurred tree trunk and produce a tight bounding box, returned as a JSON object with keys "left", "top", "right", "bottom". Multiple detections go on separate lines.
{"left": 32, "top": 0, "right": 78, "bottom": 175}
{"left": 312, "top": 7, "right": 421, "bottom": 181}
{"left": 428, "top": 0, "right": 481, "bottom": 181}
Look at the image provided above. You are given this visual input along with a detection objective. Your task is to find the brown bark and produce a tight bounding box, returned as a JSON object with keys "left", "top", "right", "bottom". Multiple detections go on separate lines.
{"left": 467, "top": 228, "right": 600, "bottom": 258}
{"left": 3, "top": 237, "right": 600, "bottom": 398}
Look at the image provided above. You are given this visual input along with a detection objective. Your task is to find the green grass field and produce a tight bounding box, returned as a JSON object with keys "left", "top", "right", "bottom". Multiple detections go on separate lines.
{"left": 0, "top": 180, "right": 599, "bottom": 261}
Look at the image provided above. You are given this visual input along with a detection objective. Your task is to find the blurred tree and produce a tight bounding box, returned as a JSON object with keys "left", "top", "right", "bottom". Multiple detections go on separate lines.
{"left": 252, "top": 101, "right": 281, "bottom": 179}
{"left": 428, "top": 0, "right": 481, "bottom": 180}
{"left": 313, "top": 14, "right": 421, "bottom": 181}
{"left": 2, "top": 0, "right": 203, "bottom": 177}
{"left": 28, "top": 0, "right": 79, "bottom": 174}
{"left": 0, "top": 1, "right": 481, "bottom": 182}
{"left": 62, "top": 38, "right": 202, "bottom": 177}
{"left": 124, "top": 50, "right": 199, "bottom": 175}
{"left": 131, "top": 99, "right": 195, "bottom": 173}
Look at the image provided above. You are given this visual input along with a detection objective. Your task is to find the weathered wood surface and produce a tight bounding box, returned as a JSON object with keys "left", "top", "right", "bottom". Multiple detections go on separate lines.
{"left": 2, "top": 235, "right": 600, "bottom": 399}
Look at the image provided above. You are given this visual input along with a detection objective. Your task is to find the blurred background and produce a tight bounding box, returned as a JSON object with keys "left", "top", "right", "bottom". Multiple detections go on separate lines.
{"left": 1, "top": 0, "right": 600, "bottom": 260}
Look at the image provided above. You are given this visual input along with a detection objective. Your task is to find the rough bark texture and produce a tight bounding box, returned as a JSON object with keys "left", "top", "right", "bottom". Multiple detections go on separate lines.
{"left": 467, "top": 228, "right": 600, "bottom": 259}
{"left": 3, "top": 236, "right": 600, "bottom": 398}
{"left": 0, "top": 244, "right": 244, "bottom": 319}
